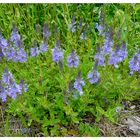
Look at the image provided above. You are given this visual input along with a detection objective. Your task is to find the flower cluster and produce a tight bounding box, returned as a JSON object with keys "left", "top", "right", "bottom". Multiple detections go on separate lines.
{"left": 108, "top": 45, "right": 120, "bottom": 67}
{"left": 87, "top": 70, "right": 100, "bottom": 84}
{"left": 30, "top": 41, "right": 40, "bottom": 57}
{"left": 30, "top": 40, "right": 48, "bottom": 57}
{"left": 40, "top": 41, "right": 48, "bottom": 53}
{"left": 52, "top": 40, "right": 63, "bottom": 63}
{"left": 0, "top": 25, "right": 27, "bottom": 62}
{"left": 108, "top": 42, "right": 127, "bottom": 67}
{"left": 117, "top": 41, "right": 127, "bottom": 62}
{"left": 0, "top": 19, "right": 138, "bottom": 102}
{"left": 0, "top": 32, "right": 8, "bottom": 55}
{"left": 74, "top": 77, "right": 85, "bottom": 95}
{"left": 67, "top": 50, "right": 79, "bottom": 68}
{"left": 29, "top": 23, "right": 49, "bottom": 57}
{"left": 43, "top": 23, "right": 50, "bottom": 40}
{"left": 10, "top": 24, "right": 21, "bottom": 47}
{"left": 0, "top": 68, "right": 27, "bottom": 102}
{"left": 14, "top": 47, "right": 28, "bottom": 62}
{"left": 96, "top": 15, "right": 128, "bottom": 68}
{"left": 30, "top": 47, "right": 39, "bottom": 57}
{"left": 129, "top": 51, "right": 140, "bottom": 74}
{"left": 94, "top": 46, "right": 105, "bottom": 66}
{"left": 87, "top": 61, "right": 100, "bottom": 84}
{"left": 0, "top": 24, "right": 50, "bottom": 62}
{"left": 102, "top": 36, "right": 113, "bottom": 55}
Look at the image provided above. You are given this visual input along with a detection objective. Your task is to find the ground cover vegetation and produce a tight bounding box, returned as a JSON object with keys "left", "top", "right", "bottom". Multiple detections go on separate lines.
{"left": 0, "top": 3, "right": 140, "bottom": 136}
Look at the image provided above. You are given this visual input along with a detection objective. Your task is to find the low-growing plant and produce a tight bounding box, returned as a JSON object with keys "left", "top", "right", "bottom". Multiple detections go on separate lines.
{"left": 0, "top": 3, "right": 140, "bottom": 136}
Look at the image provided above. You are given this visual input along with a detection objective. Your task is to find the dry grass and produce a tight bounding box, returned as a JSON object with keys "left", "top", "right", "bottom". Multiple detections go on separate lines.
{"left": 98, "top": 100, "right": 140, "bottom": 137}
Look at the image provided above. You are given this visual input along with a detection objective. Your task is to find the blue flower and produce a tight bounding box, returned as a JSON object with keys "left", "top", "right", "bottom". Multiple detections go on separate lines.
{"left": 95, "top": 23, "right": 105, "bottom": 37}
{"left": 74, "top": 76, "right": 85, "bottom": 95}
{"left": 0, "top": 33, "right": 8, "bottom": 58}
{"left": 40, "top": 41, "right": 48, "bottom": 52}
{"left": 7, "top": 82, "right": 22, "bottom": 99}
{"left": 16, "top": 48, "right": 27, "bottom": 62}
{"left": 20, "top": 80, "right": 28, "bottom": 92}
{"left": 10, "top": 24, "right": 21, "bottom": 47}
{"left": 94, "top": 46, "right": 105, "bottom": 66}
{"left": 87, "top": 70, "right": 100, "bottom": 84}
{"left": 102, "top": 37, "right": 113, "bottom": 55}
{"left": 117, "top": 41, "right": 127, "bottom": 62}
{"left": 108, "top": 43, "right": 127, "bottom": 67}
{"left": 129, "top": 53, "right": 140, "bottom": 74}
{"left": 73, "top": 91, "right": 78, "bottom": 99}
{"left": 52, "top": 40, "right": 63, "bottom": 63}
{"left": 71, "top": 26, "right": 76, "bottom": 33}
{"left": 1, "top": 26, "right": 27, "bottom": 63}
{"left": 108, "top": 45, "right": 120, "bottom": 67}
{"left": 68, "top": 15, "right": 76, "bottom": 33}
{"left": 0, "top": 67, "right": 28, "bottom": 102}
{"left": 5, "top": 45, "right": 27, "bottom": 63}
{"left": 30, "top": 41, "right": 40, "bottom": 57}
{"left": 2, "top": 68, "right": 15, "bottom": 85}
{"left": 95, "top": 23, "right": 102, "bottom": 33}
{"left": 0, "top": 91, "right": 7, "bottom": 102}
{"left": 87, "top": 62, "right": 100, "bottom": 84}
{"left": 0, "top": 83, "right": 7, "bottom": 102}
{"left": 68, "top": 23, "right": 73, "bottom": 30}
{"left": 0, "top": 33, "right": 8, "bottom": 49}
{"left": 67, "top": 50, "right": 79, "bottom": 68}
{"left": 43, "top": 23, "right": 50, "bottom": 40}
{"left": 5, "top": 46, "right": 16, "bottom": 60}
{"left": 20, "top": 83, "right": 28, "bottom": 92}
{"left": 30, "top": 47, "right": 40, "bottom": 57}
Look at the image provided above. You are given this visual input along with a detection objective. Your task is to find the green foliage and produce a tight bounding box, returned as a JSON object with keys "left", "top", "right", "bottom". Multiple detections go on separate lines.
{"left": 0, "top": 3, "right": 140, "bottom": 136}
{"left": 79, "top": 123, "right": 100, "bottom": 136}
